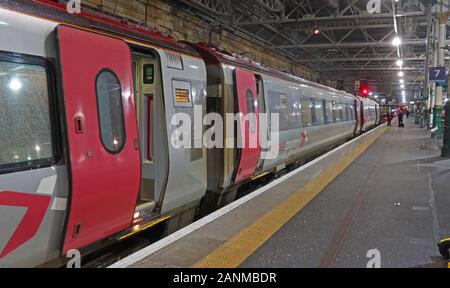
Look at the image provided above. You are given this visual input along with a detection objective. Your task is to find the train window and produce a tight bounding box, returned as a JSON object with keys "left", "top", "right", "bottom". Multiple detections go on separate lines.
{"left": 268, "top": 91, "right": 286, "bottom": 131}
{"left": 349, "top": 104, "right": 355, "bottom": 120}
{"left": 300, "top": 97, "right": 312, "bottom": 127}
{"left": 339, "top": 102, "right": 348, "bottom": 122}
{"left": 280, "top": 94, "right": 287, "bottom": 109}
{"left": 313, "top": 99, "right": 325, "bottom": 125}
{"left": 310, "top": 98, "right": 317, "bottom": 125}
{"left": 0, "top": 60, "right": 54, "bottom": 168}
{"left": 324, "top": 100, "right": 333, "bottom": 124}
{"left": 343, "top": 103, "right": 350, "bottom": 121}
{"left": 96, "top": 69, "right": 126, "bottom": 154}
{"left": 332, "top": 101, "right": 340, "bottom": 122}
{"left": 291, "top": 95, "right": 302, "bottom": 129}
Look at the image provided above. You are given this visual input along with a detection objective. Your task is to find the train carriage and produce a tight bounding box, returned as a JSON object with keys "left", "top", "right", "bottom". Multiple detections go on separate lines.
{"left": 0, "top": 0, "right": 382, "bottom": 267}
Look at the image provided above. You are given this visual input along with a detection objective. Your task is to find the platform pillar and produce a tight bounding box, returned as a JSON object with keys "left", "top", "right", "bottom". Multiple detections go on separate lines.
{"left": 429, "top": 20, "right": 439, "bottom": 130}
{"left": 434, "top": 12, "right": 449, "bottom": 137}
{"left": 442, "top": 101, "right": 450, "bottom": 157}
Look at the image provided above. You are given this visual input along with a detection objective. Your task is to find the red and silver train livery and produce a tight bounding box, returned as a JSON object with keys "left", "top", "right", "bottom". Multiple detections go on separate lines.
{"left": 0, "top": 0, "right": 382, "bottom": 267}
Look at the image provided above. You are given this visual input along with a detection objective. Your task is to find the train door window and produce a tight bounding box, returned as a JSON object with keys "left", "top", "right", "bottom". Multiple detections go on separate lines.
{"left": 96, "top": 69, "right": 126, "bottom": 154}
{"left": 255, "top": 75, "right": 265, "bottom": 114}
{"left": 324, "top": 100, "right": 333, "bottom": 124}
{"left": 0, "top": 58, "right": 55, "bottom": 170}
{"left": 314, "top": 99, "right": 325, "bottom": 125}
{"left": 300, "top": 97, "right": 312, "bottom": 127}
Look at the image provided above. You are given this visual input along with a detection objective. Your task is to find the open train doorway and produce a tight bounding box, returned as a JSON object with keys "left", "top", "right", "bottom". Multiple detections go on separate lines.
{"left": 131, "top": 49, "right": 169, "bottom": 219}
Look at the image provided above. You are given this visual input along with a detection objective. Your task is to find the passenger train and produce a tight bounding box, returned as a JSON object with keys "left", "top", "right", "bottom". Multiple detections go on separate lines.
{"left": 0, "top": 0, "right": 383, "bottom": 267}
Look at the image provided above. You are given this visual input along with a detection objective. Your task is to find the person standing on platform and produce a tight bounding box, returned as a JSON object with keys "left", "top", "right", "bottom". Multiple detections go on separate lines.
{"left": 406, "top": 109, "right": 411, "bottom": 119}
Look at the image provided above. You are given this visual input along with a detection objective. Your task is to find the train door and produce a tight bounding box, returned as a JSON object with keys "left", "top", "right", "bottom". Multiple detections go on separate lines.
{"left": 131, "top": 51, "right": 168, "bottom": 214}
{"left": 255, "top": 75, "right": 266, "bottom": 173}
{"left": 360, "top": 101, "right": 365, "bottom": 132}
{"left": 56, "top": 26, "right": 141, "bottom": 253}
{"left": 354, "top": 99, "right": 361, "bottom": 135}
{"left": 234, "top": 69, "right": 260, "bottom": 183}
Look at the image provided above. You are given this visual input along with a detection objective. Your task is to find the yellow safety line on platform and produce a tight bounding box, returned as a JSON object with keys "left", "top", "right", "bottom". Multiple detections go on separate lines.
{"left": 193, "top": 126, "right": 389, "bottom": 268}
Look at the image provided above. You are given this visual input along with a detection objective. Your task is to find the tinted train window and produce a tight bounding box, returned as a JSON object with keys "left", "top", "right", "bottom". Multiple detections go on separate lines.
{"left": 348, "top": 103, "right": 355, "bottom": 120}
{"left": 310, "top": 98, "right": 317, "bottom": 125}
{"left": 342, "top": 103, "right": 349, "bottom": 121}
{"left": 300, "top": 97, "right": 312, "bottom": 127}
{"left": 332, "top": 101, "right": 340, "bottom": 122}
{"left": 0, "top": 61, "right": 53, "bottom": 167}
{"left": 289, "top": 95, "right": 302, "bottom": 130}
{"left": 268, "top": 91, "right": 301, "bottom": 131}
{"left": 313, "top": 99, "right": 325, "bottom": 125}
{"left": 96, "top": 69, "right": 126, "bottom": 154}
{"left": 342, "top": 103, "right": 347, "bottom": 121}
{"left": 324, "top": 100, "right": 333, "bottom": 124}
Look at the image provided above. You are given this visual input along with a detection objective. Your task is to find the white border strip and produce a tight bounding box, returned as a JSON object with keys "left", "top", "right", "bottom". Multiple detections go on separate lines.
{"left": 109, "top": 125, "right": 385, "bottom": 268}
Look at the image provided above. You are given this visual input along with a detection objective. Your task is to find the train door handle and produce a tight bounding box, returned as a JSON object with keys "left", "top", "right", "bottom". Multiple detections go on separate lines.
{"left": 74, "top": 116, "right": 84, "bottom": 134}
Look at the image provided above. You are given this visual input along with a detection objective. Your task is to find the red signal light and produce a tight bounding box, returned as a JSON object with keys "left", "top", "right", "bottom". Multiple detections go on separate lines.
{"left": 359, "top": 84, "right": 370, "bottom": 97}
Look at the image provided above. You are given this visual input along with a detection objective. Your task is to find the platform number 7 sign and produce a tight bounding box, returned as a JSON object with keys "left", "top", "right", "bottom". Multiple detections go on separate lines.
{"left": 429, "top": 67, "right": 447, "bottom": 83}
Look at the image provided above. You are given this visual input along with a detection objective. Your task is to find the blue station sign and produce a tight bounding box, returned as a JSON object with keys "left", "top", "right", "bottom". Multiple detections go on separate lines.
{"left": 429, "top": 67, "right": 447, "bottom": 83}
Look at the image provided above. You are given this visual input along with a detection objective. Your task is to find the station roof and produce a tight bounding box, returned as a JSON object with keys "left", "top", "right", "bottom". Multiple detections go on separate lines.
{"left": 174, "top": 0, "right": 437, "bottom": 101}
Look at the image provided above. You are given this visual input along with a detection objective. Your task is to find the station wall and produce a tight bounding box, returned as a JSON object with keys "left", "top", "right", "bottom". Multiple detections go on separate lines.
{"left": 81, "top": 0, "right": 319, "bottom": 81}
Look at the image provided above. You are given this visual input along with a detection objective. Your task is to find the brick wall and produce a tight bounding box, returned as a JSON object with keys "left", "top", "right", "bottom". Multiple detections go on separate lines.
{"left": 81, "top": 0, "right": 319, "bottom": 81}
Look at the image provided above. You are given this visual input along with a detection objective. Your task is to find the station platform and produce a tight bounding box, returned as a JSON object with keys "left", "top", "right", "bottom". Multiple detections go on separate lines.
{"left": 111, "top": 119, "right": 450, "bottom": 268}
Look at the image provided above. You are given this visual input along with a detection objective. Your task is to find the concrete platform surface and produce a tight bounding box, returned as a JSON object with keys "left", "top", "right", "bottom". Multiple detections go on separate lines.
{"left": 242, "top": 119, "right": 450, "bottom": 268}
{"left": 111, "top": 119, "right": 450, "bottom": 268}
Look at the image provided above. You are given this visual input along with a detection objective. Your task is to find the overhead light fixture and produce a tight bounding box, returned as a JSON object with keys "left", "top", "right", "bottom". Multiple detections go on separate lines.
{"left": 401, "top": 84, "right": 405, "bottom": 89}
{"left": 400, "top": 79, "right": 404, "bottom": 84}
{"left": 392, "top": 36, "right": 402, "bottom": 46}
{"left": 398, "top": 71, "right": 404, "bottom": 77}
{"left": 396, "top": 59, "right": 404, "bottom": 66}
{"left": 313, "top": 28, "right": 320, "bottom": 35}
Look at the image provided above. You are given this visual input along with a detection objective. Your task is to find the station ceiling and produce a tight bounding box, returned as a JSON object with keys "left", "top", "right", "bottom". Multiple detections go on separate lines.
{"left": 173, "top": 0, "right": 436, "bottom": 101}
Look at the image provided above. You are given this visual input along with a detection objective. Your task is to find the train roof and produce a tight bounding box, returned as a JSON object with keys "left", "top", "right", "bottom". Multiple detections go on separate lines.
{"left": 3, "top": 1, "right": 379, "bottom": 106}
{"left": 0, "top": 0, "right": 200, "bottom": 57}
{"left": 195, "top": 43, "right": 360, "bottom": 100}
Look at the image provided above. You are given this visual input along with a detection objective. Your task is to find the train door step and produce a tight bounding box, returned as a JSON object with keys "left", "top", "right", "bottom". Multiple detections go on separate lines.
{"left": 135, "top": 201, "right": 157, "bottom": 219}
